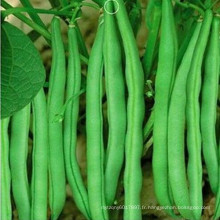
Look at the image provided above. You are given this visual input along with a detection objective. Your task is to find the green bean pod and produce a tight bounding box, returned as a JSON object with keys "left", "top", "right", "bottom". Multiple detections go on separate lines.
{"left": 168, "top": 22, "right": 201, "bottom": 220}
{"left": 145, "top": 0, "right": 156, "bottom": 29}
{"left": 10, "top": 104, "right": 31, "bottom": 220}
{"left": 152, "top": 0, "right": 177, "bottom": 216}
{"left": 186, "top": 10, "right": 213, "bottom": 220}
{"left": 103, "top": 1, "right": 126, "bottom": 206}
{"left": 64, "top": 24, "right": 91, "bottom": 220}
{"left": 1, "top": 117, "right": 11, "bottom": 220}
{"left": 201, "top": 16, "right": 220, "bottom": 195}
{"left": 86, "top": 17, "right": 108, "bottom": 220}
{"left": 48, "top": 16, "right": 66, "bottom": 220}
{"left": 31, "top": 89, "right": 48, "bottom": 220}
{"left": 114, "top": 0, "right": 145, "bottom": 219}
{"left": 142, "top": 0, "right": 161, "bottom": 79}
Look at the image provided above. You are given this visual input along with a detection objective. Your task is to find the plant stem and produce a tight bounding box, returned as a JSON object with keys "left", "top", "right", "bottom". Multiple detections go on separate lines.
{"left": 2, "top": 7, "right": 73, "bottom": 17}
{"left": 19, "top": 0, "right": 47, "bottom": 29}
{"left": 1, "top": 0, "right": 51, "bottom": 42}
{"left": 175, "top": 0, "right": 205, "bottom": 16}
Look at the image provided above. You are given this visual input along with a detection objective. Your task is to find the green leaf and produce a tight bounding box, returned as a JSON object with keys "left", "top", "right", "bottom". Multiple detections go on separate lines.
{"left": 1, "top": 22, "right": 45, "bottom": 118}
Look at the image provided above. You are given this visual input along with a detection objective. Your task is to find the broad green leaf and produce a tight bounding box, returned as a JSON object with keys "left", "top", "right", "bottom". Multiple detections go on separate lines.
{"left": 1, "top": 21, "right": 45, "bottom": 118}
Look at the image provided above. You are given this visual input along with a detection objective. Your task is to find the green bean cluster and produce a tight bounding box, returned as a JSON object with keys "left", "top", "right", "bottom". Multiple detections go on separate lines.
{"left": 1, "top": 0, "right": 220, "bottom": 220}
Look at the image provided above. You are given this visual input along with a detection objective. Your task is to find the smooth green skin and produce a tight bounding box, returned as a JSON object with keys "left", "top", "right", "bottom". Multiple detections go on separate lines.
{"left": 86, "top": 18, "right": 108, "bottom": 220}
{"left": 142, "top": 0, "right": 161, "bottom": 79}
{"left": 186, "top": 10, "right": 213, "bottom": 220}
{"left": 176, "top": 21, "right": 197, "bottom": 67}
{"left": 10, "top": 104, "right": 31, "bottom": 220}
{"left": 64, "top": 25, "right": 91, "bottom": 220}
{"left": 31, "top": 89, "right": 48, "bottom": 220}
{"left": 145, "top": 0, "right": 156, "bottom": 29}
{"left": 103, "top": 1, "right": 126, "bottom": 206}
{"left": 168, "top": 23, "right": 201, "bottom": 220}
{"left": 152, "top": 0, "right": 177, "bottom": 217}
{"left": 201, "top": 17, "right": 220, "bottom": 195}
{"left": 48, "top": 16, "right": 66, "bottom": 220}
{"left": 114, "top": 0, "right": 145, "bottom": 219}
{"left": 1, "top": 117, "right": 11, "bottom": 220}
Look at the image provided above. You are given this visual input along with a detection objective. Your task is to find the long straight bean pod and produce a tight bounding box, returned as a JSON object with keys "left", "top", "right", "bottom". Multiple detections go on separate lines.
{"left": 64, "top": 24, "right": 91, "bottom": 220}
{"left": 103, "top": 1, "right": 126, "bottom": 206}
{"left": 168, "top": 22, "right": 201, "bottom": 220}
{"left": 152, "top": 0, "right": 177, "bottom": 216}
{"left": 1, "top": 117, "right": 11, "bottom": 220}
{"left": 201, "top": 16, "right": 220, "bottom": 195}
{"left": 186, "top": 9, "right": 213, "bottom": 220}
{"left": 86, "top": 17, "right": 108, "bottom": 220}
{"left": 114, "top": 0, "right": 145, "bottom": 219}
{"left": 31, "top": 88, "right": 48, "bottom": 220}
{"left": 48, "top": 16, "right": 66, "bottom": 220}
{"left": 10, "top": 104, "right": 31, "bottom": 220}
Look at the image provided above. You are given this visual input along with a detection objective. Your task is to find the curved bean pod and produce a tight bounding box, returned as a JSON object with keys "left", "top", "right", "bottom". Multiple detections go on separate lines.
{"left": 64, "top": 24, "right": 91, "bottom": 220}
{"left": 86, "top": 16, "right": 108, "bottom": 220}
{"left": 201, "top": 16, "right": 220, "bottom": 195}
{"left": 1, "top": 117, "right": 11, "bottom": 220}
{"left": 103, "top": 1, "right": 126, "bottom": 206}
{"left": 152, "top": 0, "right": 177, "bottom": 216}
{"left": 10, "top": 104, "right": 31, "bottom": 220}
{"left": 114, "top": 0, "right": 145, "bottom": 219}
{"left": 186, "top": 9, "right": 213, "bottom": 220}
{"left": 48, "top": 16, "right": 66, "bottom": 220}
{"left": 168, "top": 22, "right": 201, "bottom": 220}
{"left": 31, "top": 89, "right": 48, "bottom": 220}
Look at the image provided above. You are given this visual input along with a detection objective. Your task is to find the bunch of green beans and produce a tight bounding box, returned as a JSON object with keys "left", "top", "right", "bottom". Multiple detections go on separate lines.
{"left": 2, "top": 0, "right": 220, "bottom": 220}
{"left": 185, "top": 10, "right": 213, "bottom": 220}
{"left": 114, "top": 0, "right": 145, "bottom": 220}
{"left": 168, "top": 21, "right": 202, "bottom": 220}
{"left": 152, "top": 0, "right": 178, "bottom": 217}
{"left": 86, "top": 15, "right": 109, "bottom": 220}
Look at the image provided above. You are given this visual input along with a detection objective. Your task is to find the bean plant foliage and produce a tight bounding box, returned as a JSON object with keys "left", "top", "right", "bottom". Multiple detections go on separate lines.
{"left": 1, "top": 21, "right": 45, "bottom": 119}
